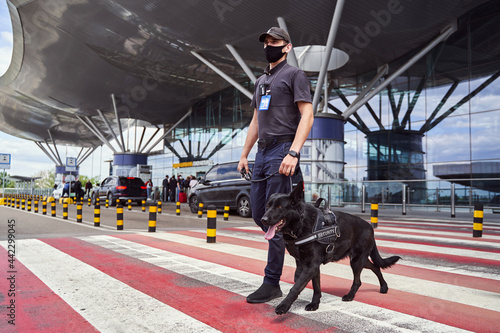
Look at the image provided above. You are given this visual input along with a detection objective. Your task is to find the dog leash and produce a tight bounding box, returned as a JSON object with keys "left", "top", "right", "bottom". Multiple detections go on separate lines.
{"left": 240, "top": 169, "right": 280, "bottom": 183}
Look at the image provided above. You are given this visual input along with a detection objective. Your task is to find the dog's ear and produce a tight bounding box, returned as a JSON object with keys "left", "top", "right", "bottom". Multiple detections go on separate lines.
{"left": 290, "top": 181, "right": 304, "bottom": 204}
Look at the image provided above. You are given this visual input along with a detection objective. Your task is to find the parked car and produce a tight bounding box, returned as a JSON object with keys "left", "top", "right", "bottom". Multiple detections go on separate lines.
{"left": 92, "top": 176, "right": 147, "bottom": 206}
{"left": 189, "top": 162, "right": 253, "bottom": 217}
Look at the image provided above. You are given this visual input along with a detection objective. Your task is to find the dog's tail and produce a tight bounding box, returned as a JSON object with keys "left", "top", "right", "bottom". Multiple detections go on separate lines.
{"left": 370, "top": 241, "right": 401, "bottom": 269}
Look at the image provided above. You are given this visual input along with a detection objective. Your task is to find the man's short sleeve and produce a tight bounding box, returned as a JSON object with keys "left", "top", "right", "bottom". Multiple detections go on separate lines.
{"left": 292, "top": 70, "right": 312, "bottom": 104}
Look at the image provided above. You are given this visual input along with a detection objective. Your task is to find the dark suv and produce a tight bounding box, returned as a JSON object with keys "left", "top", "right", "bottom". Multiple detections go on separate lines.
{"left": 92, "top": 176, "right": 147, "bottom": 206}
{"left": 189, "top": 162, "right": 253, "bottom": 217}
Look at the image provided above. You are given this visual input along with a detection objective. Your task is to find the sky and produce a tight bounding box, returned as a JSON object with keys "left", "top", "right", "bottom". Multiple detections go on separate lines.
{"left": 0, "top": 2, "right": 159, "bottom": 181}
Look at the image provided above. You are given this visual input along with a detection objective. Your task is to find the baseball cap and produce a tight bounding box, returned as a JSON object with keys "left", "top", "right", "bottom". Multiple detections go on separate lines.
{"left": 258, "top": 27, "right": 290, "bottom": 43}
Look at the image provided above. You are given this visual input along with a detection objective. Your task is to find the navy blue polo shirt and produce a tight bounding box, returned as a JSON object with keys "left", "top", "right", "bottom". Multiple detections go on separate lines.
{"left": 250, "top": 61, "right": 312, "bottom": 139}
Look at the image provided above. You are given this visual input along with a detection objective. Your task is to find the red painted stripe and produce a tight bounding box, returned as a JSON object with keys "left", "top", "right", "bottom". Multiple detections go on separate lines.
{"left": 41, "top": 237, "right": 337, "bottom": 333}
{"left": 113, "top": 233, "right": 500, "bottom": 332}
{"left": 0, "top": 247, "right": 98, "bottom": 333}
{"left": 376, "top": 226, "right": 500, "bottom": 244}
{"left": 173, "top": 230, "right": 500, "bottom": 294}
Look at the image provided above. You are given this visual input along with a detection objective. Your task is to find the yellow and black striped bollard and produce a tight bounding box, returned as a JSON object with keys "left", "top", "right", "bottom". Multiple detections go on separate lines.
{"left": 176, "top": 201, "right": 180, "bottom": 216}
{"left": 106, "top": 198, "right": 109, "bottom": 208}
{"left": 88, "top": 197, "right": 91, "bottom": 206}
{"left": 34, "top": 197, "right": 39, "bottom": 213}
{"left": 77, "top": 201, "right": 83, "bottom": 223}
{"left": 141, "top": 200, "right": 146, "bottom": 212}
{"left": 27, "top": 197, "right": 32, "bottom": 212}
{"left": 148, "top": 204, "right": 157, "bottom": 232}
{"left": 94, "top": 198, "right": 100, "bottom": 227}
{"left": 473, "top": 203, "right": 483, "bottom": 238}
{"left": 21, "top": 198, "right": 25, "bottom": 210}
{"left": 224, "top": 205, "right": 230, "bottom": 221}
{"left": 51, "top": 198, "right": 56, "bottom": 217}
{"left": 198, "top": 202, "right": 203, "bottom": 218}
{"left": 207, "top": 205, "right": 217, "bottom": 243}
{"left": 63, "top": 198, "right": 69, "bottom": 219}
{"left": 157, "top": 200, "right": 162, "bottom": 214}
{"left": 42, "top": 197, "right": 47, "bottom": 215}
{"left": 371, "top": 203, "right": 379, "bottom": 229}
{"left": 126, "top": 199, "right": 131, "bottom": 211}
{"left": 117, "top": 202, "right": 124, "bottom": 230}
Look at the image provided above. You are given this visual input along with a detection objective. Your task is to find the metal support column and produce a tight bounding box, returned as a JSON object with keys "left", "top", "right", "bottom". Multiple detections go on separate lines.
{"left": 226, "top": 44, "right": 257, "bottom": 84}
{"left": 277, "top": 17, "right": 299, "bottom": 68}
{"left": 97, "top": 109, "right": 124, "bottom": 152}
{"left": 191, "top": 51, "right": 253, "bottom": 100}
{"left": 312, "top": 0, "right": 345, "bottom": 114}
{"left": 111, "top": 94, "right": 127, "bottom": 152}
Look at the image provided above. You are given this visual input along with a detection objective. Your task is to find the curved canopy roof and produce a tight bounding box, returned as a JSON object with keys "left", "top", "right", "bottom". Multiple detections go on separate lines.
{"left": 0, "top": 0, "right": 494, "bottom": 146}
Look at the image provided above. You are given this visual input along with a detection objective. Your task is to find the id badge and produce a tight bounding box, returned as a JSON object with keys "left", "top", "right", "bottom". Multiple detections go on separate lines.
{"left": 259, "top": 95, "right": 271, "bottom": 111}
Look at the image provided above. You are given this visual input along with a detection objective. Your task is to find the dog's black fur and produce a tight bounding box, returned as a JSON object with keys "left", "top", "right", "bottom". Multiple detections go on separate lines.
{"left": 261, "top": 181, "right": 401, "bottom": 315}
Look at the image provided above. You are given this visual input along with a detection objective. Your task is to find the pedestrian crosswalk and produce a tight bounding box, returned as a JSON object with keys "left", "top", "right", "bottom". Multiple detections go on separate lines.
{"left": 1, "top": 219, "right": 499, "bottom": 332}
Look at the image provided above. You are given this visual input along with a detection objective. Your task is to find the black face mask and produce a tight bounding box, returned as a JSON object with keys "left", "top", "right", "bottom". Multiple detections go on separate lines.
{"left": 265, "top": 44, "right": 287, "bottom": 63}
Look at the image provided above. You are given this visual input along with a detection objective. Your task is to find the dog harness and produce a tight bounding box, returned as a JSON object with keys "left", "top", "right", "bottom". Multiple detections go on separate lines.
{"left": 285, "top": 198, "right": 340, "bottom": 261}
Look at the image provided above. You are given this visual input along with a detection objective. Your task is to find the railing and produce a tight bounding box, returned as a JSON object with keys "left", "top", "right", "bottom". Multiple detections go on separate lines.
{"left": 306, "top": 178, "right": 500, "bottom": 214}
{"left": 1, "top": 188, "right": 54, "bottom": 197}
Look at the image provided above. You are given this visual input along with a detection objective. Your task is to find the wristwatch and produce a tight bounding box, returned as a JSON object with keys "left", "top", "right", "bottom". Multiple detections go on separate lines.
{"left": 288, "top": 150, "right": 299, "bottom": 158}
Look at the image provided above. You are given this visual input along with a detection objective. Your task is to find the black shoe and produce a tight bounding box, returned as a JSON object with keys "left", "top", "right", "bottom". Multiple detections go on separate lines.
{"left": 246, "top": 283, "right": 282, "bottom": 303}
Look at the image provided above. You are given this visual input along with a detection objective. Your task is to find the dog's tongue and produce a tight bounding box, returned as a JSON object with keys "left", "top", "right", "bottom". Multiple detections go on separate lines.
{"left": 264, "top": 224, "right": 277, "bottom": 240}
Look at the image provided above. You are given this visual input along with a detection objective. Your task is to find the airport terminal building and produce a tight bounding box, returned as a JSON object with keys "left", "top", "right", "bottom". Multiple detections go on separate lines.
{"left": 0, "top": 0, "right": 498, "bottom": 209}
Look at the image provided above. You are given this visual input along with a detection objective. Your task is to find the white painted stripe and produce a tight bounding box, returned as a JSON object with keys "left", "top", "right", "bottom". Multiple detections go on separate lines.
{"left": 0, "top": 239, "right": 219, "bottom": 333}
{"left": 142, "top": 232, "right": 500, "bottom": 312}
{"left": 83, "top": 235, "right": 469, "bottom": 333}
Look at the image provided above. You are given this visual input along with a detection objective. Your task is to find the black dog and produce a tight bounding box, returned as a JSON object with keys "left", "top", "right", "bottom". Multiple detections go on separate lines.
{"left": 261, "top": 181, "right": 401, "bottom": 315}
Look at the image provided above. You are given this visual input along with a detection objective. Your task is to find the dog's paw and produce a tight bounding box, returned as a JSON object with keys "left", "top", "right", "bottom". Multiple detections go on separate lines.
{"left": 275, "top": 302, "right": 291, "bottom": 315}
{"left": 342, "top": 294, "right": 354, "bottom": 302}
{"left": 380, "top": 284, "right": 388, "bottom": 294}
{"left": 305, "top": 302, "right": 319, "bottom": 311}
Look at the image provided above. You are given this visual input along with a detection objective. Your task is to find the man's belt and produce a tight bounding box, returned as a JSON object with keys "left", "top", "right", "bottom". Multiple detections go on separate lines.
{"left": 258, "top": 135, "right": 295, "bottom": 148}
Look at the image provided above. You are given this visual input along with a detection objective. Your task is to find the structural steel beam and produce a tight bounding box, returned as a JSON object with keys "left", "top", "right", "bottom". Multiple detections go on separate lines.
{"left": 422, "top": 71, "right": 500, "bottom": 133}
{"left": 312, "top": 0, "right": 345, "bottom": 114}
{"left": 277, "top": 17, "right": 299, "bottom": 68}
{"left": 97, "top": 109, "right": 124, "bottom": 153}
{"left": 111, "top": 93, "right": 127, "bottom": 152}
{"left": 226, "top": 44, "right": 257, "bottom": 84}
{"left": 46, "top": 130, "right": 63, "bottom": 165}
{"left": 190, "top": 51, "right": 253, "bottom": 100}
{"left": 76, "top": 115, "right": 117, "bottom": 153}
{"left": 143, "top": 110, "right": 193, "bottom": 155}
{"left": 138, "top": 126, "right": 160, "bottom": 154}
{"left": 35, "top": 141, "right": 58, "bottom": 165}
{"left": 343, "top": 23, "right": 457, "bottom": 120}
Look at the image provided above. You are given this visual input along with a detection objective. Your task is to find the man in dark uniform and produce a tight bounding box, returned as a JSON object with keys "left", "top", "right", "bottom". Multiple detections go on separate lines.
{"left": 238, "top": 27, "right": 314, "bottom": 303}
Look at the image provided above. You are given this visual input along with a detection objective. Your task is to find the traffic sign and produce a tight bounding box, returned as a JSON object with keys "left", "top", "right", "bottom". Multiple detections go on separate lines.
{"left": 66, "top": 157, "right": 77, "bottom": 172}
{"left": 0, "top": 153, "right": 11, "bottom": 169}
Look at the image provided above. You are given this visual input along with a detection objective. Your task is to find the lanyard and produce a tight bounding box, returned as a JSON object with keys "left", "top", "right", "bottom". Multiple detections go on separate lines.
{"left": 264, "top": 63, "right": 287, "bottom": 95}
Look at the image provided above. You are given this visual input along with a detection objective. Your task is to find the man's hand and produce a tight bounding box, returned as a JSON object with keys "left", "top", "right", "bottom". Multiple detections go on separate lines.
{"left": 279, "top": 154, "right": 298, "bottom": 176}
{"left": 238, "top": 157, "right": 249, "bottom": 174}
